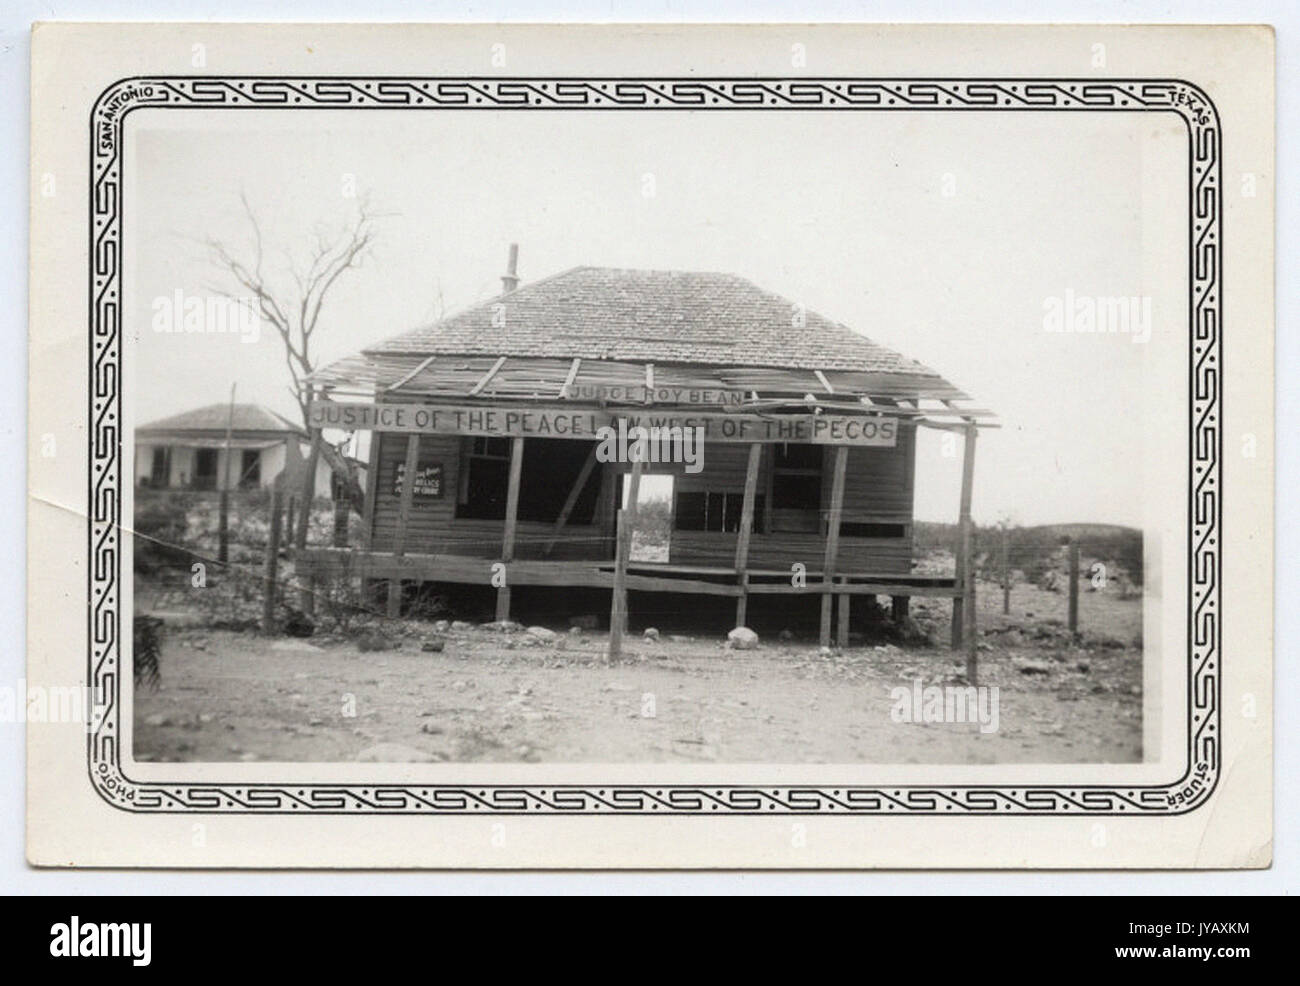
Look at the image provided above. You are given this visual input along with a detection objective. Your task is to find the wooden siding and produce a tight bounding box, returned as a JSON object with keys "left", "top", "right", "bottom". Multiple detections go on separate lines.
{"left": 367, "top": 426, "right": 916, "bottom": 574}
{"left": 369, "top": 432, "right": 611, "bottom": 560}
{"left": 669, "top": 425, "right": 917, "bottom": 574}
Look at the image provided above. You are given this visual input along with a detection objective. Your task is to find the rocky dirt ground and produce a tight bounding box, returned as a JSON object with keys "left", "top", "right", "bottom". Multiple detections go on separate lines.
{"left": 134, "top": 578, "right": 1143, "bottom": 764}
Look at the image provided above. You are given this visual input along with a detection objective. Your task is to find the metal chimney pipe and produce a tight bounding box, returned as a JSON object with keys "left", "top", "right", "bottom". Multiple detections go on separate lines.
{"left": 501, "top": 243, "right": 520, "bottom": 293}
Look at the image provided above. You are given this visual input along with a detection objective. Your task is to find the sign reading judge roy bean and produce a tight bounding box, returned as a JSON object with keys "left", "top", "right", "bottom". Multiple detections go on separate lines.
{"left": 308, "top": 401, "right": 898, "bottom": 447}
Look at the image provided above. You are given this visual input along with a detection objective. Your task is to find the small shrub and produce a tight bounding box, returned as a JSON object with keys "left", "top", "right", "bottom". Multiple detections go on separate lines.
{"left": 133, "top": 498, "right": 193, "bottom": 574}
{"left": 132, "top": 615, "right": 163, "bottom": 690}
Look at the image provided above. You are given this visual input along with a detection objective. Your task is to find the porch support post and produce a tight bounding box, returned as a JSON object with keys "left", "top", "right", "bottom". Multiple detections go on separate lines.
{"left": 957, "top": 422, "right": 978, "bottom": 682}
{"left": 386, "top": 432, "right": 421, "bottom": 618}
{"left": 361, "top": 430, "right": 381, "bottom": 551}
{"left": 837, "top": 580, "right": 851, "bottom": 648}
{"left": 819, "top": 445, "right": 849, "bottom": 649}
{"left": 295, "top": 387, "right": 322, "bottom": 551}
{"left": 494, "top": 436, "right": 525, "bottom": 622}
{"left": 542, "top": 441, "right": 601, "bottom": 557}
{"left": 733, "top": 442, "right": 763, "bottom": 628}
{"left": 608, "top": 456, "right": 643, "bottom": 661}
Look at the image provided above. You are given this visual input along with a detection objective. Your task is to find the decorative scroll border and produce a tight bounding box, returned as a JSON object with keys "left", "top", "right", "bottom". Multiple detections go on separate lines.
{"left": 89, "top": 77, "right": 1221, "bottom": 814}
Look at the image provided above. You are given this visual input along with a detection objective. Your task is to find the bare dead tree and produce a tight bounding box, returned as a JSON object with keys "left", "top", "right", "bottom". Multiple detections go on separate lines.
{"left": 205, "top": 192, "right": 381, "bottom": 512}
{"left": 206, "top": 191, "right": 378, "bottom": 426}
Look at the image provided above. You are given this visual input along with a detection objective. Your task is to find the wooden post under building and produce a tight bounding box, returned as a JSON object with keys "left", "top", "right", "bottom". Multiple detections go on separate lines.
{"left": 955, "top": 422, "right": 978, "bottom": 683}
{"left": 495, "top": 436, "right": 525, "bottom": 622}
{"left": 819, "top": 445, "right": 849, "bottom": 649}
{"left": 386, "top": 432, "right": 422, "bottom": 617}
{"left": 608, "top": 455, "right": 644, "bottom": 661}
{"left": 261, "top": 489, "right": 283, "bottom": 633}
{"left": 1067, "top": 537, "right": 1080, "bottom": 637}
{"left": 733, "top": 442, "right": 763, "bottom": 628}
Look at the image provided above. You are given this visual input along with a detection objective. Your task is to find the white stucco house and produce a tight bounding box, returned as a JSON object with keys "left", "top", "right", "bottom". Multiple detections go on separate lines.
{"left": 134, "top": 402, "right": 356, "bottom": 500}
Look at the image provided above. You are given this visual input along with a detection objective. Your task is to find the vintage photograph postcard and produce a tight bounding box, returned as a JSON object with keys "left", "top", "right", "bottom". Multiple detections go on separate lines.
{"left": 26, "top": 21, "right": 1274, "bottom": 868}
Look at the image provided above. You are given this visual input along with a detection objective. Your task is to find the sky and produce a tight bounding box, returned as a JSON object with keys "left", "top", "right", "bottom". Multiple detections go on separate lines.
{"left": 125, "top": 107, "right": 1188, "bottom": 526}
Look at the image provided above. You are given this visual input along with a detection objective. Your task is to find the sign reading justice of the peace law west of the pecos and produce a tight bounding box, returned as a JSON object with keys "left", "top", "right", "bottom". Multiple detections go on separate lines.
{"left": 309, "top": 401, "right": 899, "bottom": 446}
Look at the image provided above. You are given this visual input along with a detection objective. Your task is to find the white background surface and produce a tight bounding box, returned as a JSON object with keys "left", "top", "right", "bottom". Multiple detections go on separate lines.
{"left": 2, "top": 0, "right": 1293, "bottom": 894}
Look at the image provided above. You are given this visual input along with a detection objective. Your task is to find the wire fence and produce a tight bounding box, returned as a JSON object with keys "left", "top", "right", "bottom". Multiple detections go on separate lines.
{"left": 133, "top": 491, "right": 1143, "bottom": 646}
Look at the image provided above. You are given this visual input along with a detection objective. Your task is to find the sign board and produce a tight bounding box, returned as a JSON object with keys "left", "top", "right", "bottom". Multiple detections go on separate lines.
{"left": 312, "top": 401, "right": 898, "bottom": 447}
{"left": 394, "top": 461, "right": 444, "bottom": 497}
{"left": 560, "top": 384, "right": 749, "bottom": 406}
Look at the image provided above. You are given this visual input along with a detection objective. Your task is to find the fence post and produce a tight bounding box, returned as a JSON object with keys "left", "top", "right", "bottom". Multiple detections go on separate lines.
{"left": 218, "top": 490, "right": 230, "bottom": 564}
{"left": 285, "top": 496, "right": 297, "bottom": 551}
{"left": 262, "top": 489, "right": 283, "bottom": 633}
{"left": 1001, "top": 525, "right": 1010, "bottom": 615}
{"left": 333, "top": 499, "right": 349, "bottom": 548}
{"left": 1068, "top": 538, "right": 1080, "bottom": 636}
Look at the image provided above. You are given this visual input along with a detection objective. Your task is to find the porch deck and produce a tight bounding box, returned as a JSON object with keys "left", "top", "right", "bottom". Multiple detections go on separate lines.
{"left": 294, "top": 547, "right": 959, "bottom": 601}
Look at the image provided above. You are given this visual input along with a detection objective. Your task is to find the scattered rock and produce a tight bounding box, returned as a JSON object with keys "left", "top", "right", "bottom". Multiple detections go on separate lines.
{"left": 355, "top": 632, "right": 392, "bottom": 653}
{"left": 483, "top": 620, "right": 522, "bottom": 632}
{"left": 1016, "top": 660, "right": 1055, "bottom": 676}
{"left": 270, "top": 639, "right": 324, "bottom": 653}
{"left": 526, "top": 626, "right": 558, "bottom": 643}
{"left": 568, "top": 614, "right": 600, "bottom": 630}
{"left": 433, "top": 620, "right": 450, "bottom": 632}
{"left": 308, "top": 717, "right": 324, "bottom": 727}
{"left": 778, "top": 628, "right": 794, "bottom": 642}
{"left": 421, "top": 638, "right": 446, "bottom": 653}
{"left": 419, "top": 723, "right": 443, "bottom": 735}
{"left": 450, "top": 620, "right": 473, "bottom": 631}
{"left": 643, "top": 627, "right": 660, "bottom": 642}
{"left": 355, "top": 742, "right": 439, "bottom": 763}
{"left": 238, "top": 751, "right": 259, "bottom": 762}
{"left": 282, "top": 608, "right": 315, "bottom": 638}
{"left": 726, "top": 626, "right": 759, "bottom": 650}
{"left": 818, "top": 646, "right": 834, "bottom": 658}
{"left": 143, "top": 713, "right": 171, "bottom": 727}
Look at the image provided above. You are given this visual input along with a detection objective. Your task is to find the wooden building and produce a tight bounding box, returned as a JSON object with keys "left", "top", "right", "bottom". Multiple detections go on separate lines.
{"left": 301, "top": 252, "right": 993, "bottom": 658}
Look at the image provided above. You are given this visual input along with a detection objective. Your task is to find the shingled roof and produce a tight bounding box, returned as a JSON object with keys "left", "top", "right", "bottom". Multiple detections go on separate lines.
{"left": 365, "top": 267, "right": 946, "bottom": 376}
{"left": 137, "top": 403, "right": 305, "bottom": 436}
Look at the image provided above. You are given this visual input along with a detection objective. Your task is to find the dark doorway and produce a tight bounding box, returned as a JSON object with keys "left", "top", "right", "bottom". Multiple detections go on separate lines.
{"left": 149, "top": 447, "right": 169, "bottom": 487}
{"left": 193, "top": 448, "right": 218, "bottom": 490}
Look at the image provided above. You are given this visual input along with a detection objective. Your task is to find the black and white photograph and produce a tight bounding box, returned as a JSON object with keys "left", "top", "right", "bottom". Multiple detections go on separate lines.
{"left": 127, "top": 105, "right": 1166, "bottom": 768}
{"left": 16, "top": 14, "right": 1280, "bottom": 884}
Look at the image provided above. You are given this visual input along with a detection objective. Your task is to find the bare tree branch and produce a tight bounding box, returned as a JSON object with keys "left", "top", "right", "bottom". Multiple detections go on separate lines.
{"left": 203, "top": 191, "right": 381, "bottom": 513}
{"left": 205, "top": 191, "right": 379, "bottom": 430}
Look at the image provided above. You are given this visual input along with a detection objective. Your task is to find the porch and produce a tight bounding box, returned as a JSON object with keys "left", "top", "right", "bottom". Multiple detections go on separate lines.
{"left": 293, "top": 548, "right": 963, "bottom": 648}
